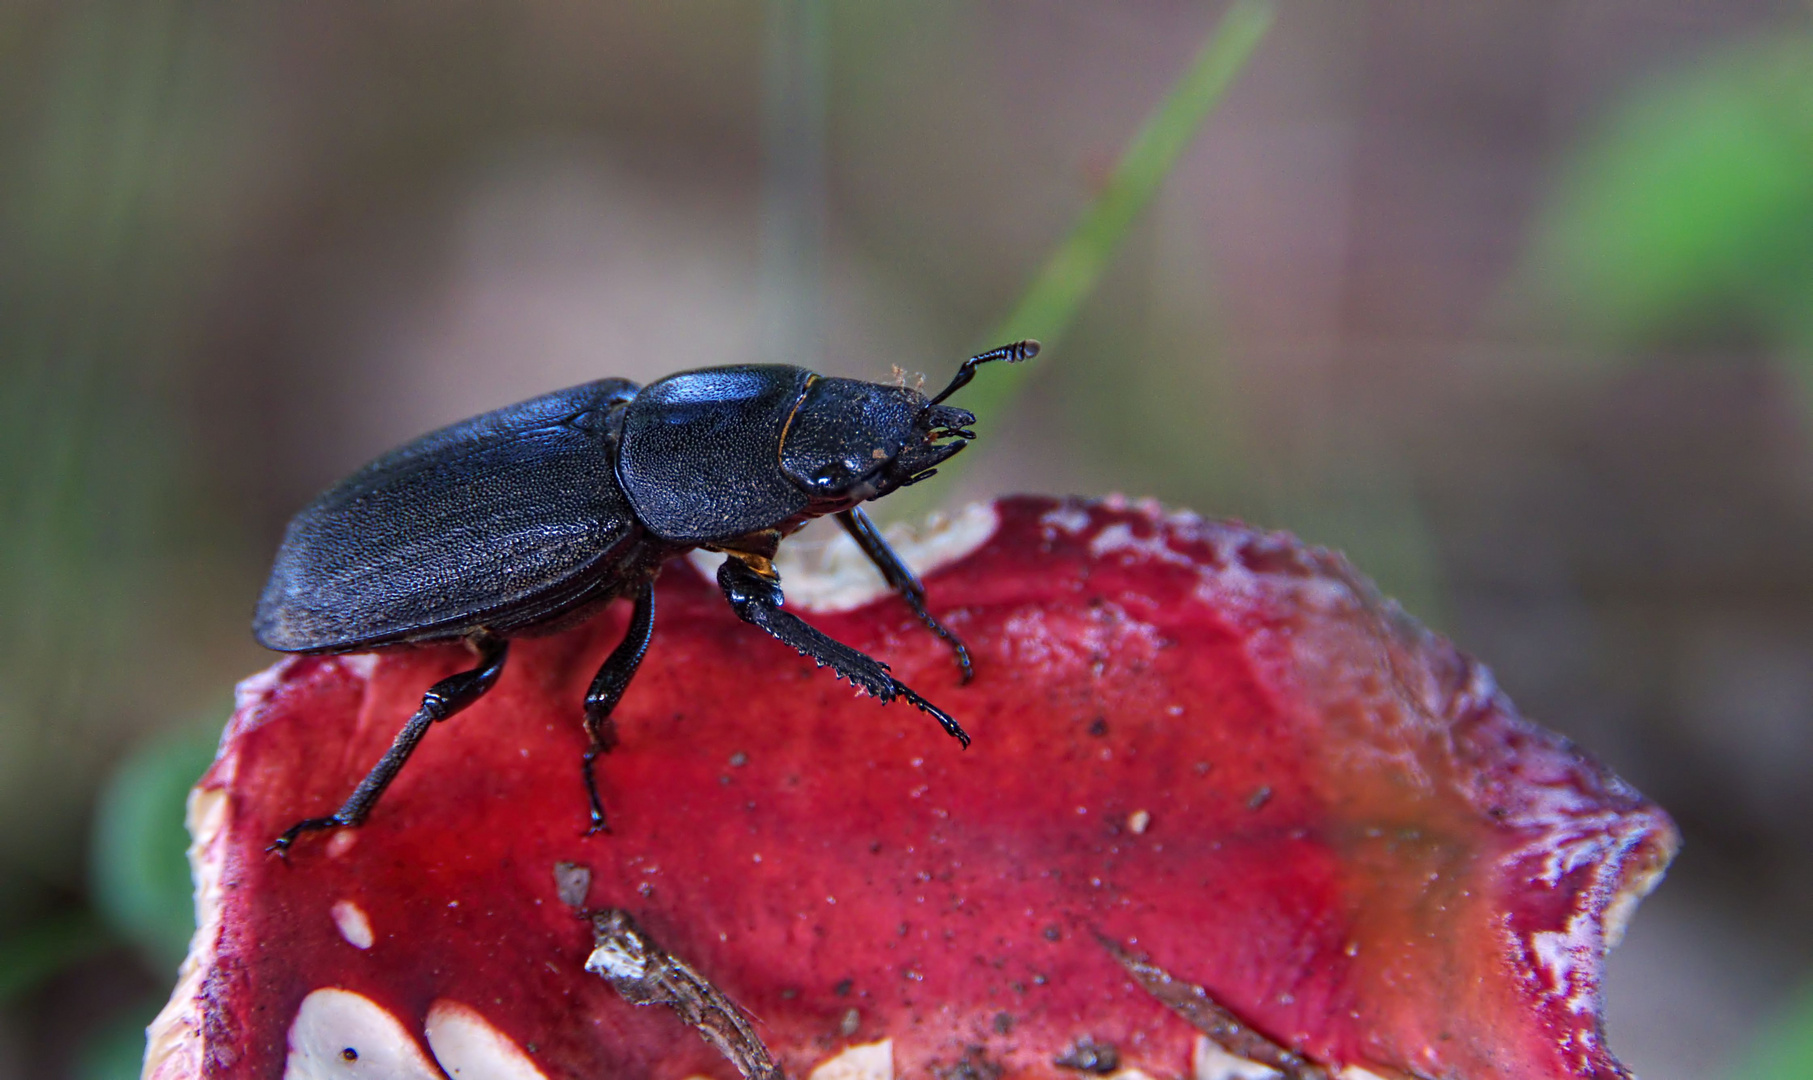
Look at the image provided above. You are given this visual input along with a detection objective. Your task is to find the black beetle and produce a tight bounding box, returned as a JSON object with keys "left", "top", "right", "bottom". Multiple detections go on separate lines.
{"left": 254, "top": 339, "right": 1038, "bottom": 852}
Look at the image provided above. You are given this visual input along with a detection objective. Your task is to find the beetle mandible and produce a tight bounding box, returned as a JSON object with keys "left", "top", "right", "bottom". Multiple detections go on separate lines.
{"left": 254, "top": 340, "right": 1038, "bottom": 852}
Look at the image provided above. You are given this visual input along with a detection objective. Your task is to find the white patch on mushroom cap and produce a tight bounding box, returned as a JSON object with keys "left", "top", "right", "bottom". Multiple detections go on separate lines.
{"left": 326, "top": 830, "right": 359, "bottom": 859}
{"left": 337, "top": 653, "right": 380, "bottom": 679}
{"left": 424, "top": 999, "right": 549, "bottom": 1080}
{"left": 692, "top": 502, "right": 997, "bottom": 613}
{"left": 808, "top": 1038, "right": 893, "bottom": 1080}
{"left": 331, "top": 900, "right": 374, "bottom": 950}
{"left": 284, "top": 988, "right": 442, "bottom": 1080}
{"left": 1192, "top": 1037, "right": 1281, "bottom": 1080}
{"left": 1336, "top": 1068, "right": 1393, "bottom": 1080}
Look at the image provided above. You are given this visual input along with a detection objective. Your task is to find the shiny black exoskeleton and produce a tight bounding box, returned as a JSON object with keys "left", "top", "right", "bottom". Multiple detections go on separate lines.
{"left": 255, "top": 340, "right": 1038, "bottom": 852}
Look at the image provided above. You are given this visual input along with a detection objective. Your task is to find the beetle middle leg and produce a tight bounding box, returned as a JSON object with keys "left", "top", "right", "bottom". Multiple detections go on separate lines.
{"left": 581, "top": 581, "right": 656, "bottom": 835}
{"left": 836, "top": 506, "right": 973, "bottom": 683}
{"left": 269, "top": 630, "right": 509, "bottom": 855}
{"left": 717, "top": 555, "right": 970, "bottom": 747}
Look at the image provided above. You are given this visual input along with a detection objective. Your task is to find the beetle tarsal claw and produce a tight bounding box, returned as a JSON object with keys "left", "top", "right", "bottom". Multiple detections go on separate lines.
{"left": 585, "top": 910, "right": 785, "bottom": 1080}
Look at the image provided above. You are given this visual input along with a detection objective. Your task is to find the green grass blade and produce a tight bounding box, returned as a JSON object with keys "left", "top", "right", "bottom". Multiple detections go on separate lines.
{"left": 957, "top": 0, "right": 1274, "bottom": 431}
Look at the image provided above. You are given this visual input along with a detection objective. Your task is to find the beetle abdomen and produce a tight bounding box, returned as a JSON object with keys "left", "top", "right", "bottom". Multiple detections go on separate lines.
{"left": 255, "top": 379, "right": 641, "bottom": 652}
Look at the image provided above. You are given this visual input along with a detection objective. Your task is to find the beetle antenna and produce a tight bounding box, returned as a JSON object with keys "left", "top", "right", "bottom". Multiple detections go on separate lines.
{"left": 927, "top": 339, "right": 1040, "bottom": 406}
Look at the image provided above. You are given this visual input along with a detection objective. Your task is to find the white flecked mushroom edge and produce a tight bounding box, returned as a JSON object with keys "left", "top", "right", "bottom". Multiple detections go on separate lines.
{"left": 142, "top": 786, "right": 228, "bottom": 1080}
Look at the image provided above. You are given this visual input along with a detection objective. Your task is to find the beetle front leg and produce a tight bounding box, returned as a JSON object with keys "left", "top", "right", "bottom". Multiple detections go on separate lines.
{"left": 717, "top": 556, "right": 970, "bottom": 747}
{"left": 581, "top": 581, "right": 656, "bottom": 835}
{"left": 269, "top": 630, "right": 510, "bottom": 855}
{"left": 836, "top": 506, "right": 973, "bottom": 683}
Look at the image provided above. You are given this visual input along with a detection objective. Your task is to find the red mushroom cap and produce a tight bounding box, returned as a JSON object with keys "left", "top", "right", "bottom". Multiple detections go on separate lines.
{"left": 146, "top": 496, "right": 1676, "bottom": 1080}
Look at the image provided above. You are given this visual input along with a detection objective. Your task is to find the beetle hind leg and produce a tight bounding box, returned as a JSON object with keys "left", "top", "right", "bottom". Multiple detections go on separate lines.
{"left": 836, "top": 507, "right": 974, "bottom": 683}
{"left": 717, "top": 555, "right": 970, "bottom": 748}
{"left": 269, "top": 630, "right": 509, "bottom": 856}
{"left": 581, "top": 581, "right": 656, "bottom": 835}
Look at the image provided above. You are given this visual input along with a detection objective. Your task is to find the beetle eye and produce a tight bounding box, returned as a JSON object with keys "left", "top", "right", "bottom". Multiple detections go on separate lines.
{"left": 811, "top": 463, "right": 854, "bottom": 491}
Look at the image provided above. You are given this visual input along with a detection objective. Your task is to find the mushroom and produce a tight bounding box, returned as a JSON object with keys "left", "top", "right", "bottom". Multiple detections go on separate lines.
{"left": 145, "top": 497, "right": 1676, "bottom": 1080}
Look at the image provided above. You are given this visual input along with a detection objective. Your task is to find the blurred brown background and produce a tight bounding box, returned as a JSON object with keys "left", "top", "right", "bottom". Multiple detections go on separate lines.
{"left": 3, "top": 2, "right": 1812, "bottom": 1077}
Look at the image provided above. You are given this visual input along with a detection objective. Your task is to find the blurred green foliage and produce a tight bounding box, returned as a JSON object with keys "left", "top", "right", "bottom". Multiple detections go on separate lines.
{"left": 1531, "top": 36, "right": 1813, "bottom": 1077}
{"left": 0, "top": 2, "right": 249, "bottom": 1069}
{"left": 1532, "top": 34, "right": 1813, "bottom": 413}
{"left": 1746, "top": 981, "right": 1813, "bottom": 1080}
{"left": 0, "top": 0, "right": 241, "bottom": 909}
{"left": 0, "top": 721, "right": 207, "bottom": 1074}
{"left": 89, "top": 722, "right": 216, "bottom": 974}
{"left": 78, "top": 1015, "right": 158, "bottom": 1080}
{"left": 0, "top": 910, "right": 104, "bottom": 1005}
{"left": 76, "top": 722, "right": 215, "bottom": 1080}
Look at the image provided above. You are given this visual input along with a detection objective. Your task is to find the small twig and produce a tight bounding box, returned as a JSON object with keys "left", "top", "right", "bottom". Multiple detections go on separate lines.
{"left": 1094, "top": 931, "right": 1330, "bottom": 1080}
{"left": 586, "top": 909, "right": 785, "bottom": 1080}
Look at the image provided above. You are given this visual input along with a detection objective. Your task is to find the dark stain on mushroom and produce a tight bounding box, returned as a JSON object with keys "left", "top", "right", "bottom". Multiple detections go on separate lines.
{"left": 1053, "top": 1035, "right": 1119, "bottom": 1073}
{"left": 934, "top": 1048, "right": 1003, "bottom": 1080}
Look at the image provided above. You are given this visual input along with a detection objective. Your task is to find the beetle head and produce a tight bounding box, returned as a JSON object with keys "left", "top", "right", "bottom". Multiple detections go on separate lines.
{"left": 778, "top": 339, "right": 1038, "bottom": 509}
{"left": 778, "top": 379, "right": 974, "bottom": 507}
